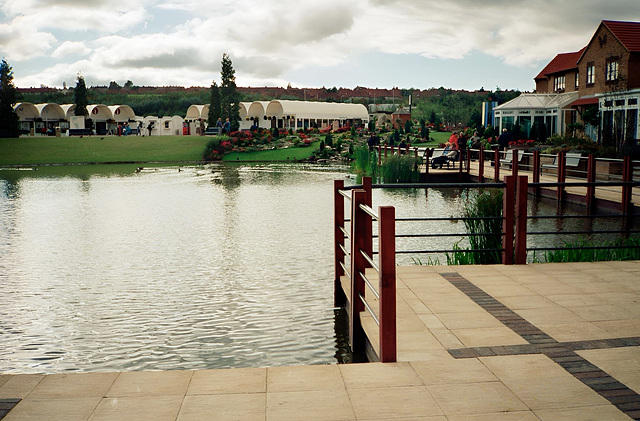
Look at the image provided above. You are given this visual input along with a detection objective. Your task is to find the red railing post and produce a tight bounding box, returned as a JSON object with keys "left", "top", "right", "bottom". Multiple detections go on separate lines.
{"left": 362, "top": 176, "right": 372, "bottom": 209}
{"left": 466, "top": 148, "right": 471, "bottom": 174}
{"left": 557, "top": 151, "right": 566, "bottom": 202}
{"left": 424, "top": 150, "right": 430, "bottom": 181}
{"left": 586, "top": 154, "right": 596, "bottom": 210}
{"left": 532, "top": 150, "right": 540, "bottom": 197}
{"left": 377, "top": 145, "right": 382, "bottom": 167}
{"left": 378, "top": 205, "right": 396, "bottom": 363}
{"left": 512, "top": 149, "right": 519, "bottom": 180}
{"left": 622, "top": 156, "right": 632, "bottom": 215}
{"left": 478, "top": 146, "right": 485, "bottom": 183}
{"left": 514, "top": 176, "right": 528, "bottom": 265}
{"left": 350, "top": 189, "right": 370, "bottom": 354}
{"left": 334, "top": 180, "right": 346, "bottom": 307}
{"left": 502, "top": 175, "right": 515, "bottom": 265}
{"left": 494, "top": 148, "right": 500, "bottom": 182}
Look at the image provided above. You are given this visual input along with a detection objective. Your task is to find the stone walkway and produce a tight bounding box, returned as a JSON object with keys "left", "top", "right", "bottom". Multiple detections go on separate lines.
{"left": 1, "top": 261, "right": 639, "bottom": 420}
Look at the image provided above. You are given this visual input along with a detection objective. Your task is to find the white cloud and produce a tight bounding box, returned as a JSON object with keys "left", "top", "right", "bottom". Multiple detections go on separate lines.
{"left": 0, "top": 16, "right": 56, "bottom": 61}
{"left": 51, "top": 41, "right": 90, "bottom": 58}
{"left": 4, "top": 0, "right": 640, "bottom": 89}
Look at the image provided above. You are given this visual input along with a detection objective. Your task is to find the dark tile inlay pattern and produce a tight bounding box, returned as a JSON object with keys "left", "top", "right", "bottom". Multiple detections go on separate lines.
{"left": 440, "top": 272, "right": 640, "bottom": 420}
{"left": 0, "top": 399, "right": 21, "bottom": 420}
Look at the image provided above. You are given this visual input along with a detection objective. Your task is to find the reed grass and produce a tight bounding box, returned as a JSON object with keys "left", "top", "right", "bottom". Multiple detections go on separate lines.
{"left": 536, "top": 236, "right": 640, "bottom": 263}
{"left": 446, "top": 189, "right": 503, "bottom": 265}
{"left": 352, "top": 146, "right": 378, "bottom": 179}
{"left": 379, "top": 153, "right": 421, "bottom": 183}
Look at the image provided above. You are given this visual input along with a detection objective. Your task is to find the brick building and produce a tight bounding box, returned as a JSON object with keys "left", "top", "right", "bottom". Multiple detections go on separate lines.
{"left": 494, "top": 20, "right": 640, "bottom": 145}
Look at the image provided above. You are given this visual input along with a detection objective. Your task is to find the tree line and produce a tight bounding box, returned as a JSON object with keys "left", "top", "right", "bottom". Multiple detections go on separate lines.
{"left": 3, "top": 53, "right": 519, "bottom": 137}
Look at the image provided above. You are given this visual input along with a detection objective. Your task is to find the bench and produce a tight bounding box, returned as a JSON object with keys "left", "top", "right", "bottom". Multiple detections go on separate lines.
{"left": 499, "top": 149, "right": 527, "bottom": 169}
{"left": 541, "top": 152, "right": 586, "bottom": 177}
{"left": 430, "top": 148, "right": 459, "bottom": 169}
{"left": 205, "top": 127, "right": 221, "bottom": 135}
{"left": 68, "top": 129, "right": 93, "bottom": 136}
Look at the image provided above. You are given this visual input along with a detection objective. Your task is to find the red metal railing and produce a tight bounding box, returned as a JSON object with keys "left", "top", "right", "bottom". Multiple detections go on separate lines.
{"left": 334, "top": 173, "right": 638, "bottom": 362}
{"left": 334, "top": 177, "right": 397, "bottom": 362}
{"left": 470, "top": 150, "right": 638, "bottom": 214}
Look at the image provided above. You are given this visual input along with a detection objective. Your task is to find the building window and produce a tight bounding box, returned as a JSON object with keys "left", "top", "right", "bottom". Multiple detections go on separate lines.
{"left": 575, "top": 73, "right": 579, "bottom": 89}
{"left": 606, "top": 60, "right": 619, "bottom": 82}
{"left": 554, "top": 75, "right": 565, "bottom": 92}
{"left": 586, "top": 63, "right": 595, "bottom": 85}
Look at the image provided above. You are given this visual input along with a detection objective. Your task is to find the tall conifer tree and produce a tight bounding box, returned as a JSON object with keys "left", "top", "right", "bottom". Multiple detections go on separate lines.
{"left": 73, "top": 73, "right": 89, "bottom": 116}
{"left": 220, "top": 54, "right": 240, "bottom": 132}
{"left": 207, "top": 81, "right": 221, "bottom": 128}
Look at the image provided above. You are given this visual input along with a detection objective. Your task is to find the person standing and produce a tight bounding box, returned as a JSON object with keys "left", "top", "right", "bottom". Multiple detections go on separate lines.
{"left": 498, "top": 128, "right": 512, "bottom": 150}
{"left": 216, "top": 118, "right": 223, "bottom": 134}
{"left": 223, "top": 118, "right": 231, "bottom": 135}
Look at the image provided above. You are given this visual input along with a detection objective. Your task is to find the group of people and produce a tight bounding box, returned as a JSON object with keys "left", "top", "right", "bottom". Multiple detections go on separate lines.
{"left": 215, "top": 118, "right": 231, "bottom": 135}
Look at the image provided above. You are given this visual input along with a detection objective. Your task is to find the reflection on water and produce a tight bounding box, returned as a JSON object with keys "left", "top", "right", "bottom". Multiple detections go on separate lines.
{"left": 0, "top": 165, "right": 634, "bottom": 374}
{"left": 0, "top": 163, "right": 352, "bottom": 374}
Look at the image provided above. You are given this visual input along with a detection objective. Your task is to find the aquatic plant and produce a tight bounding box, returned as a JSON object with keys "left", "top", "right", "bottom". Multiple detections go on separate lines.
{"left": 352, "top": 145, "right": 378, "bottom": 178}
{"left": 446, "top": 189, "right": 503, "bottom": 265}
{"left": 379, "top": 153, "right": 420, "bottom": 183}
{"left": 535, "top": 236, "right": 640, "bottom": 263}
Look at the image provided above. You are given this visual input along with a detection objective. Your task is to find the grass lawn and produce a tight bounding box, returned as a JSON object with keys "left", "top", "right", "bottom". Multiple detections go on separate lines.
{"left": 223, "top": 141, "right": 321, "bottom": 162}
{"left": 0, "top": 135, "right": 212, "bottom": 165}
{"left": 411, "top": 131, "right": 451, "bottom": 147}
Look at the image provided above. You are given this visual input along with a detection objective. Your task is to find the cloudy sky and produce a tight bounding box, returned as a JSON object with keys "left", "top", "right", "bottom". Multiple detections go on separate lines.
{"left": 1, "top": 0, "right": 639, "bottom": 92}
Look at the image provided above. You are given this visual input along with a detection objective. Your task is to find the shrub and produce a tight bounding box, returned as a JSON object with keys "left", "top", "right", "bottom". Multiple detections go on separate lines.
{"left": 202, "top": 138, "right": 222, "bottom": 161}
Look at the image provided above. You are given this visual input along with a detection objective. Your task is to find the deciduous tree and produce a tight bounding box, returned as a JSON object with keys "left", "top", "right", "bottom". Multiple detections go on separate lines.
{"left": 0, "top": 59, "right": 20, "bottom": 138}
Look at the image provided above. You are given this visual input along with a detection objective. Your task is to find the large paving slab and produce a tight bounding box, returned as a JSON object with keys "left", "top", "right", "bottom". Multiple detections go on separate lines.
{"left": 0, "top": 261, "right": 638, "bottom": 420}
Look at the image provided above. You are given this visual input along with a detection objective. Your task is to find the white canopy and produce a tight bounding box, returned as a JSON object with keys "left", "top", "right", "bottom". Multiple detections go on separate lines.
{"left": 108, "top": 105, "right": 136, "bottom": 122}
{"left": 36, "top": 103, "right": 66, "bottom": 120}
{"left": 14, "top": 102, "right": 39, "bottom": 120}
{"left": 264, "top": 100, "right": 369, "bottom": 121}
{"left": 86, "top": 104, "right": 112, "bottom": 121}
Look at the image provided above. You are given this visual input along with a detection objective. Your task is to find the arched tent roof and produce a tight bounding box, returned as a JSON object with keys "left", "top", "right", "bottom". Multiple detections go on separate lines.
{"left": 87, "top": 104, "right": 113, "bottom": 121}
{"left": 36, "top": 103, "right": 66, "bottom": 121}
{"left": 239, "top": 102, "right": 252, "bottom": 120}
{"left": 60, "top": 104, "right": 77, "bottom": 119}
{"left": 248, "top": 101, "right": 270, "bottom": 119}
{"left": 265, "top": 100, "right": 369, "bottom": 121}
{"left": 14, "top": 102, "right": 39, "bottom": 120}
{"left": 108, "top": 105, "right": 136, "bottom": 122}
{"left": 186, "top": 104, "right": 206, "bottom": 120}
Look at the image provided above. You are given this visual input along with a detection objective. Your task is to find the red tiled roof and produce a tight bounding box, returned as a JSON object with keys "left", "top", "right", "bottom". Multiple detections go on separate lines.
{"left": 535, "top": 47, "right": 585, "bottom": 80}
{"left": 603, "top": 20, "right": 640, "bottom": 52}
{"left": 570, "top": 96, "right": 599, "bottom": 107}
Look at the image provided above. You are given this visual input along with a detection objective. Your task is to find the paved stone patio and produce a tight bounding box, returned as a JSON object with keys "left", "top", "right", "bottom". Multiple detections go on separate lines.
{"left": 1, "top": 261, "right": 638, "bottom": 420}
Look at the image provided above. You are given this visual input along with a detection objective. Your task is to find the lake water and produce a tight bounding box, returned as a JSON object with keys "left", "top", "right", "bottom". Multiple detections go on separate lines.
{"left": 0, "top": 163, "right": 357, "bottom": 374}
{"left": 0, "top": 163, "right": 631, "bottom": 374}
